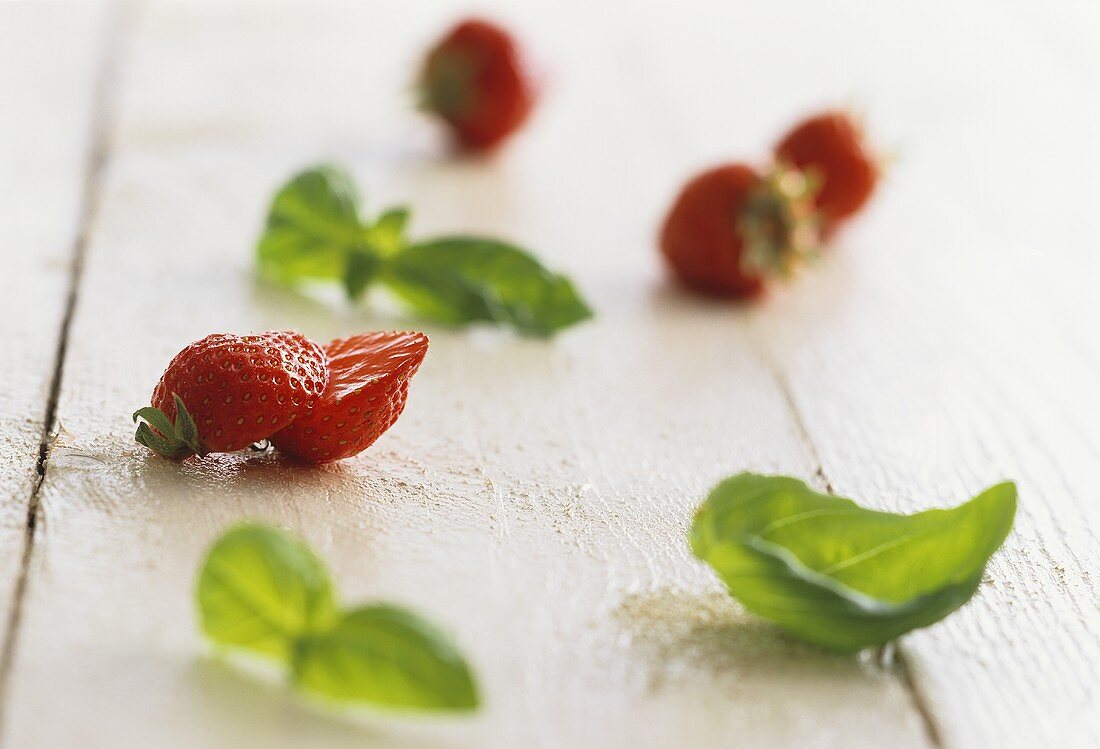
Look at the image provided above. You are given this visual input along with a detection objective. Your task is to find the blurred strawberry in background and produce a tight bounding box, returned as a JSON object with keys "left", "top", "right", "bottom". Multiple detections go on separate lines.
{"left": 774, "top": 111, "right": 879, "bottom": 234}
{"left": 660, "top": 164, "right": 820, "bottom": 300}
{"left": 419, "top": 18, "right": 536, "bottom": 151}
{"left": 661, "top": 109, "right": 880, "bottom": 300}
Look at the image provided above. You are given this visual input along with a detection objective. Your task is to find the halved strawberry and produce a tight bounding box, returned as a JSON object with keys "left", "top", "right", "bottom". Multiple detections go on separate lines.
{"left": 135, "top": 331, "right": 328, "bottom": 459}
{"left": 270, "top": 331, "right": 429, "bottom": 464}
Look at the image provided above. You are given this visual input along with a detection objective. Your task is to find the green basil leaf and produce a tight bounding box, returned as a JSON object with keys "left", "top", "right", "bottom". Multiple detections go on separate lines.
{"left": 256, "top": 165, "right": 365, "bottom": 285}
{"left": 343, "top": 247, "right": 381, "bottom": 301}
{"left": 690, "top": 473, "right": 1016, "bottom": 651}
{"left": 381, "top": 237, "right": 593, "bottom": 336}
{"left": 197, "top": 524, "right": 338, "bottom": 660}
{"left": 365, "top": 206, "right": 410, "bottom": 255}
{"left": 291, "top": 604, "right": 479, "bottom": 711}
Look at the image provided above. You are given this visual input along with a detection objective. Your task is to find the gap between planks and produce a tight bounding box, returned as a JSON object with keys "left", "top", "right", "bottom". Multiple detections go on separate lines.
{"left": 0, "top": 2, "right": 133, "bottom": 736}
{"left": 749, "top": 324, "right": 945, "bottom": 749}
{"left": 0, "top": 6, "right": 949, "bottom": 746}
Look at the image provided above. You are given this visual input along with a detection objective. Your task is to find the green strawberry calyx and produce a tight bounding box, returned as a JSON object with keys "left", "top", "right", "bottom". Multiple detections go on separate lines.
{"left": 133, "top": 393, "right": 204, "bottom": 461}
{"left": 740, "top": 163, "right": 822, "bottom": 278}
{"left": 420, "top": 50, "right": 478, "bottom": 120}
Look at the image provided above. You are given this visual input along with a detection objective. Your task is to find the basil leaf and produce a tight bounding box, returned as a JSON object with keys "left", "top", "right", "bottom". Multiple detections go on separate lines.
{"left": 256, "top": 165, "right": 366, "bottom": 286}
{"left": 255, "top": 165, "right": 589, "bottom": 333}
{"left": 197, "top": 524, "right": 338, "bottom": 660}
{"left": 366, "top": 207, "right": 410, "bottom": 254}
{"left": 343, "top": 247, "right": 381, "bottom": 301}
{"left": 690, "top": 473, "right": 1016, "bottom": 651}
{"left": 291, "top": 604, "right": 479, "bottom": 711}
{"left": 381, "top": 237, "right": 592, "bottom": 336}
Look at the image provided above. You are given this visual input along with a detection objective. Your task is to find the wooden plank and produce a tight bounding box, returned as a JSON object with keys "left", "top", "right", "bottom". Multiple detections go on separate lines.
{"left": 0, "top": 0, "right": 111, "bottom": 673}
{"left": 0, "top": 2, "right": 932, "bottom": 747}
{"left": 764, "top": 219, "right": 1100, "bottom": 749}
{"left": 632, "top": 1, "right": 1100, "bottom": 746}
{"left": 1004, "top": 0, "right": 1100, "bottom": 91}
{"left": 756, "top": 20, "right": 1100, "bottom": 749}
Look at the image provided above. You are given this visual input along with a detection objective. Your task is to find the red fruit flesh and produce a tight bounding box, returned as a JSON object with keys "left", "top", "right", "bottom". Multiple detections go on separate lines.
{"left": 659, "top": 164, "right": 766, "bottom": 299}
{"left": 421, "top": 18, "right": 534, "bottom": 151}
{"left": 151, "top": 331, "right": 328, "bottom": 454}
{"left": 271, "top": 331, "right": 429, "bottom": 464}
{"left": 775, "top": 111, "right": 877, "bottom": 227}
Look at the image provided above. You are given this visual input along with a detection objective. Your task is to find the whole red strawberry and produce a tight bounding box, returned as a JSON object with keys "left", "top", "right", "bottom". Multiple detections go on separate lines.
{"left": 419, "top": 18, "right": 535, "bottom": 151}
{"left": 271, "top": 331, "right": 429, "bottom": 464}
{"left": 135, "top": 331, "right": 328, "bottom": 460}
{"left": 774, "top": 111, "right": 878, "bottom": 230}
{"left": 660, "top": 164, "right": 819, "bottom": 299}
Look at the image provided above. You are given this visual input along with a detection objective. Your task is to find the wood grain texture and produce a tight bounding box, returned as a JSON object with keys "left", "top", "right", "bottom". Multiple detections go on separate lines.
{"left": 765, "top": 219, "right": 1100, "bottom": 749}
{"left": 0, "top": 1, "right": 110, "bottom": 658}
{"left": 631, "top": 1, "right": 1100, "bottom": 745}
{"left": 0, "top": 2, "right": 933, "bottom": 747}
{"left": 3, "top": 1, "right": 1098, "bottom": 747}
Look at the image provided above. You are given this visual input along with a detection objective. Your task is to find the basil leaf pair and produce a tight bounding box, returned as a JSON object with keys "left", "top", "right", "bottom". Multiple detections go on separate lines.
{"left": 690, "top": 473, "right": 1016, "bottom": 651}
{"left": 197, "top": 524, "right": 478, "bottom": 711}
{"left": 256, "top": 165, "right": 592, "bottom": 336}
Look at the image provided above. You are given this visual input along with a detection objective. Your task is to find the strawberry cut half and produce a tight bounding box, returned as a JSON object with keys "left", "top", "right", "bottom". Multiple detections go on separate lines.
{"left": 270, "top": 331, "right": 429, "bottom": 464}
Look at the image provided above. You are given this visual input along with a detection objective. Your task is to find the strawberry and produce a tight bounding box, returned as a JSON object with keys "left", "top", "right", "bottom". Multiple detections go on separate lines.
{"left": 419, "top": 18, "right": 535, "bottom": 151}
{"left": 774, "top": 111, "right": 878, "bottom": 230}
{"left": 270, "top": 331, "right": 429, "bottom": 464}
{"left": 659, "top": 163, "right": 819, "bottom": 299}
{"left": 134, "top": 331, "right": 328, "bottom": 460}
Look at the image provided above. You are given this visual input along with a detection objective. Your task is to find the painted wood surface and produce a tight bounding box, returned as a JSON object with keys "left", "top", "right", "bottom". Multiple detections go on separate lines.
{"left": 0, "top": 2, "right": 1097, "bottom": 748}
{"left": 0, "top": 1, "right": 111, "bottom": 671}
{"left": 636, "top": 3, "right": 1100, "bottom": 746}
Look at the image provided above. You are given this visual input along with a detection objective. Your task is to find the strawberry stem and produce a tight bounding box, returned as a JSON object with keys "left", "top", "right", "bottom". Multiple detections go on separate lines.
{"left": 421, "top": 51, "right": 476, "bottom": 119}
{"left": 740, "top": 163, "right": 822, "bottom": 278}
{"left": 133, "top": 393, "right": 204, "bottom": 461}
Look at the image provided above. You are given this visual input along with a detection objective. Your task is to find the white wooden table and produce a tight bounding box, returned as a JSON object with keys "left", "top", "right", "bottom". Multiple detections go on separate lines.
{"left": 2, "top": 1, "right": 1098, "bottom": 747}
